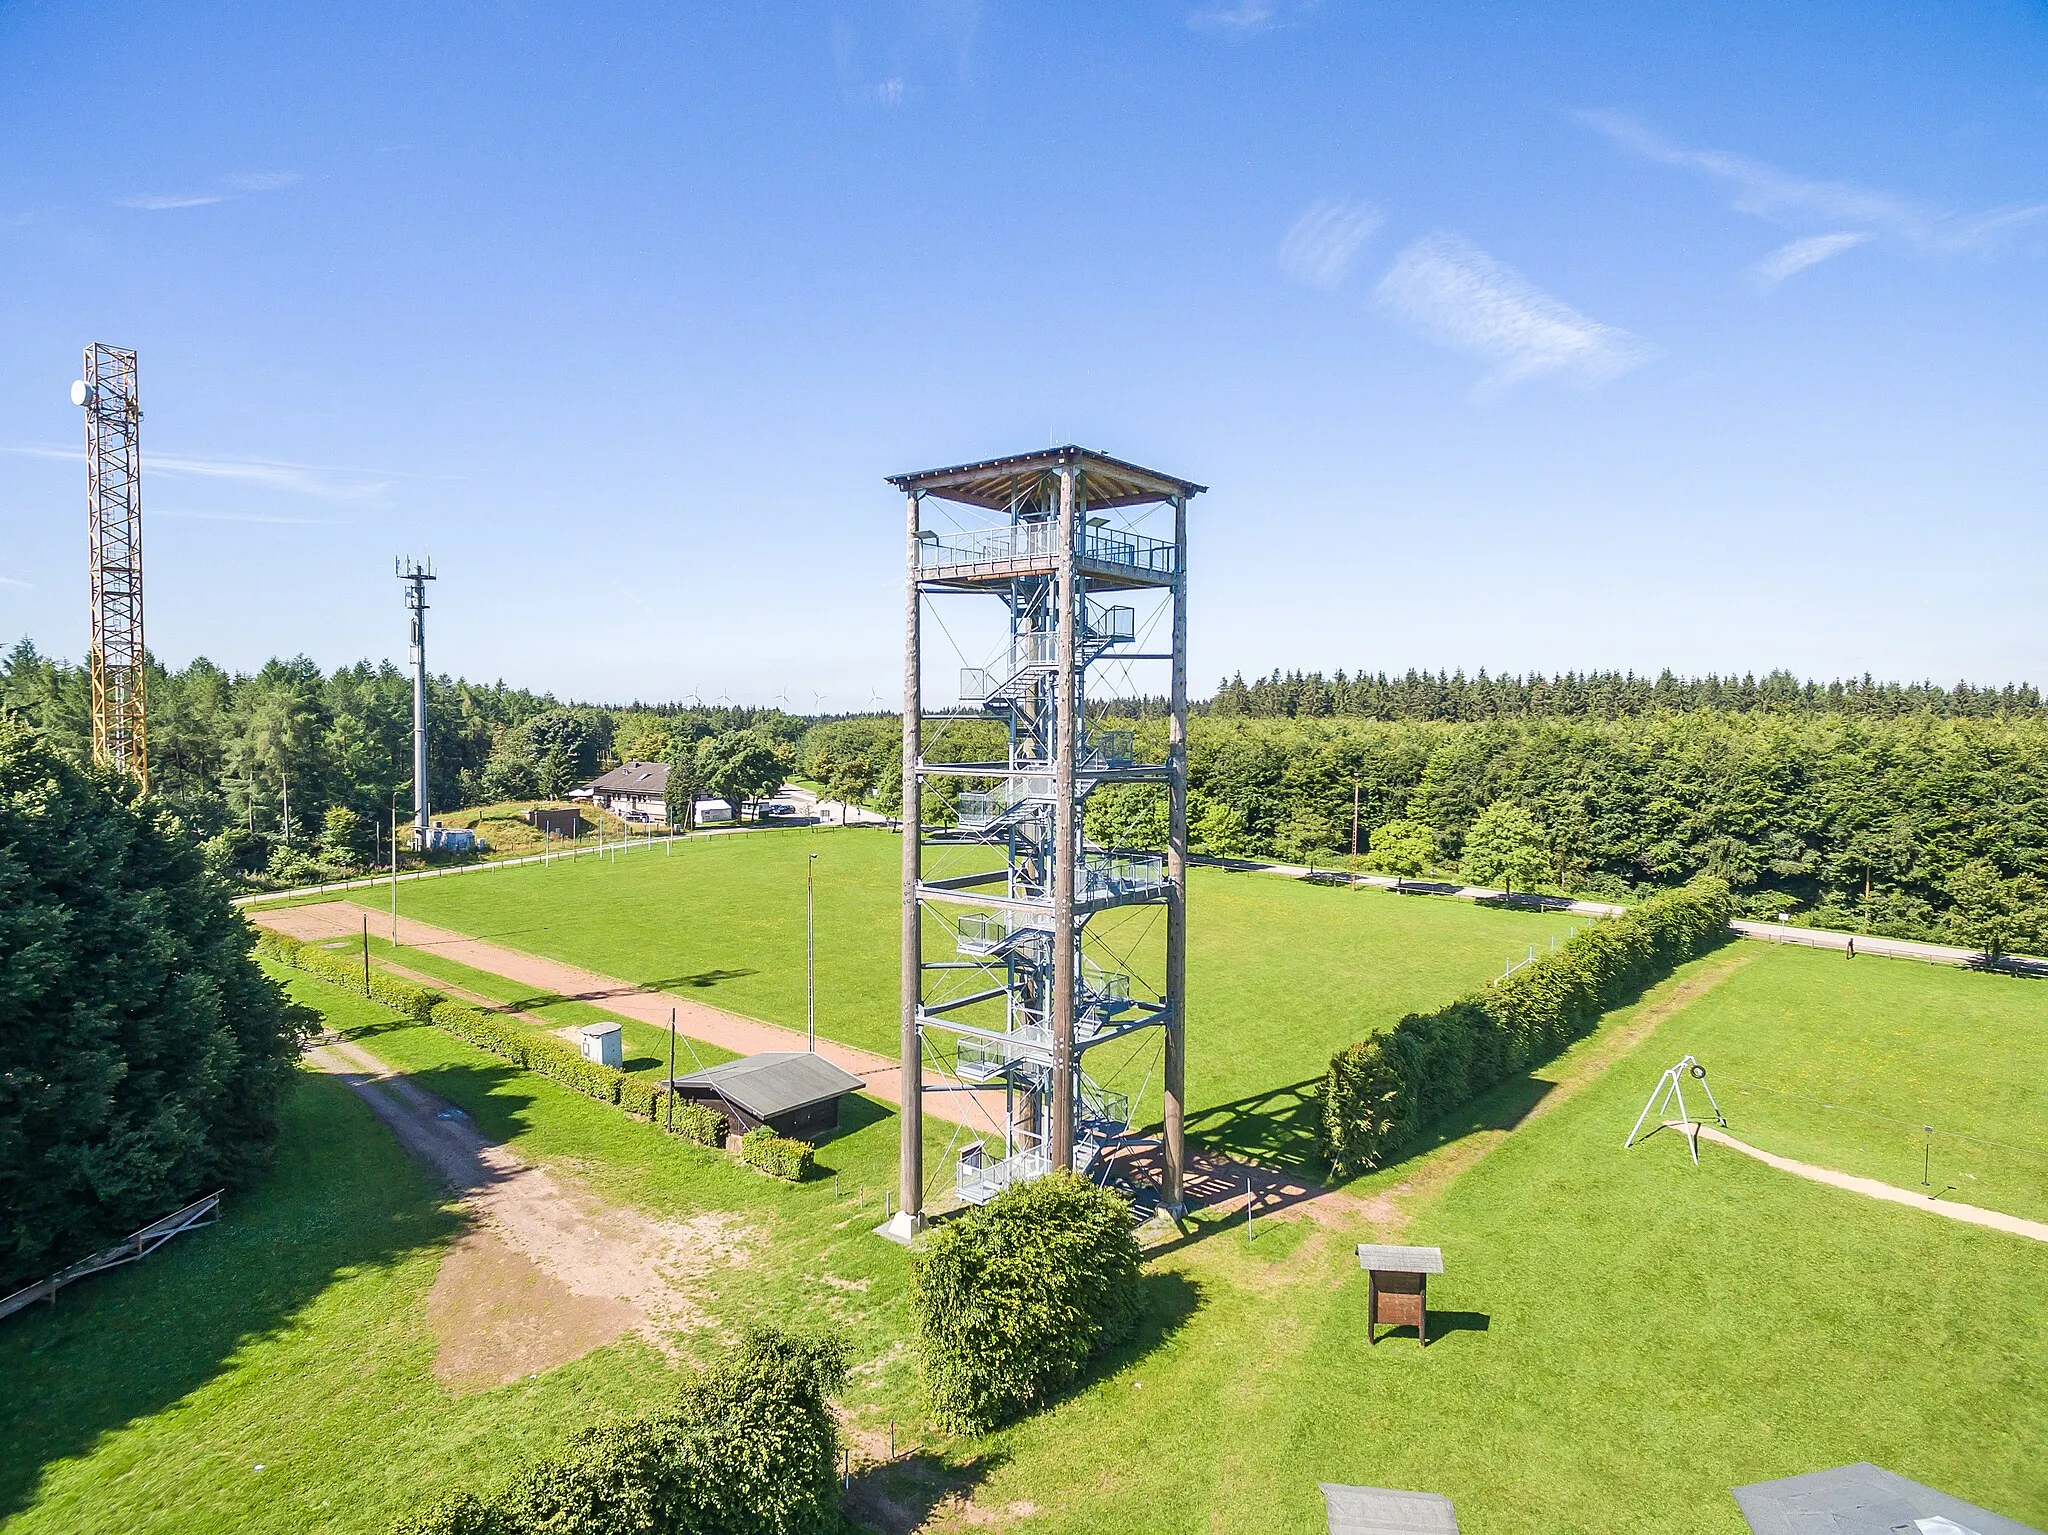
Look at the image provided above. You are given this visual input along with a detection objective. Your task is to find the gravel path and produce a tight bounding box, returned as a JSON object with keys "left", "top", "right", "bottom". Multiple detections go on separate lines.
{"left": 1693, "top": 1125, "right": 2048, "bottom": 1245}
{"left": 306, "top": 1033, "right": 755, "bottom": 1386}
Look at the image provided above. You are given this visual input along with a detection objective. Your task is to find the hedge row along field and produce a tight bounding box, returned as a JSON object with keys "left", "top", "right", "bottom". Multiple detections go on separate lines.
{"left": 254, "top": 929, "right": 742, "bottom": 1161}
{"left": 1318, "top": 877, "right": 1734, "bottom": 1175}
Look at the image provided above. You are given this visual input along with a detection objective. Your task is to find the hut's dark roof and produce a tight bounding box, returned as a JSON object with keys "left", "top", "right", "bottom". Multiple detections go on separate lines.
{"left": 672, "top": 1051, "right": 864, "bottom": 1120}
{"left": 585, "top": 760, "right": 669, "bottom": 795}
{"left": 887, "top": 445, "right": 1205, "bottom": 510}
{"left": 1731, "top": 1463, "right": 2042, "bottom": 1535}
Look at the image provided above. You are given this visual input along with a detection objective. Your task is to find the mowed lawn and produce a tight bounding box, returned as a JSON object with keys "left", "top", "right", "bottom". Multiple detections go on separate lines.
{"left": 0, "top": 968, "right": 945, "bottom": 1534}
{"left": 1629, "top": 943, "right": 2048, "bottom": 1223}
{"left": 340, "top": 827, "right": 1575, "bottom": 1170}
{"left": 915, "top": 954, "right": 2048, "bottom": 1534}
{"left": 10, "top": 932, "right": 2046, "bottom": 1532}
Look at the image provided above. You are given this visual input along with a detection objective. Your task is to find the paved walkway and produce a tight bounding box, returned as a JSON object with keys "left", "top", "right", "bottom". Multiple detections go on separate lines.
{"left": 255, "top": 902, "right": 1009, "bottom": 1137}
{"left": 1695, "top": 1125, "right": 2048, "bottom": 1245}
{"left": 1200, "top": 857, "right": 2048, "bottom": 975}
{"left": 1727, "top": 919, "right": 2048, "bottom": 975}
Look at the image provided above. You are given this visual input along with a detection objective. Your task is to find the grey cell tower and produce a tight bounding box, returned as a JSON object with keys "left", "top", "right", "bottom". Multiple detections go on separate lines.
{"left": 74, "top": 345, "right": 148, "bottom": 788}
{"left": 887, "top": 446, "right": 1203, "bottom": 1237}
{"left": 397, "top": 558, "right": 435, "bottom": 846}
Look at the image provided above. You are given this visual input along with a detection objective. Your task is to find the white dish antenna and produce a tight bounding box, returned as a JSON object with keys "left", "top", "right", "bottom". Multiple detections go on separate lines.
{"left": 70, "top": 379, "right": 90, "bottom": 407}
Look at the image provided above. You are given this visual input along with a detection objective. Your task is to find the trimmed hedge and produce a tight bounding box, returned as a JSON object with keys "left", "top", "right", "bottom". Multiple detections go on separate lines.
{"left": 740, "top": 1126, "right": 815, "bottom": 1181}
{"left": 908, "top": 1172, "right": 1144, "bottom": 1433}
{"left": 666, "top": 1100, "right": 730, "bottom": 1150}
{"left": 1318, "top": 877, "right": 1734, "bottom": 1177}
{"left": 259, "top": 927, "right": 755, "bottom": 1170}
{"left": 255, "top": 928, "right": 435, "bottom": 1020}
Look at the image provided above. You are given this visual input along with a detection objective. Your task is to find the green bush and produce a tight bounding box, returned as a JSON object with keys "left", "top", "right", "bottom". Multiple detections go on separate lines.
{"left": 739, "top": 1126, "right": 814, "bottom": 1181}
{"left": 908, "top": 1171, "right": 1144, "bottom": 1432}
{"left": 391, "top": 1326, "right": 847, "bottom": 1535}
{"left": 619, "top": 1071, "right": 660, "bottom": 1118}
{"left": 1318, "top": 877, "right": 1734, "bottom": 1176}
{"left": 0, "top": 721, "right": 312, "bottom": 1288}
{"left": 663, "top": 1099, "right": 729, "bottom": 1149}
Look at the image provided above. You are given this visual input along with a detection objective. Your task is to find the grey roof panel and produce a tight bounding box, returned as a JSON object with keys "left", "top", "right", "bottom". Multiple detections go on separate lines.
{"left": 585, "top": 761, "right": 670, "bottom": 794}
{"left": 1732, "top": 1463, "right": 2042, "bottom": 1535}
{"left": 1355, "top": 1244, "right": 1444, "bottom": 1274}
{"left": 673, "top": 1051, "right": 865, "bottom": 1120}
{"left": 1320, "top": 1485, "right": 1459, "bottom": 1535}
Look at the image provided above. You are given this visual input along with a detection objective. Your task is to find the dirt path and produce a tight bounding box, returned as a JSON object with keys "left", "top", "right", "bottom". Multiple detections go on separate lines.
{"left": 1692, "top": 1125, "right": 2048, "bottom": 1244}
{"left": 307, "top": 1033, "right": 757, "bottom": 1389}
{"left": 261, "top": 902, "right": 1008, "bottom": 1135}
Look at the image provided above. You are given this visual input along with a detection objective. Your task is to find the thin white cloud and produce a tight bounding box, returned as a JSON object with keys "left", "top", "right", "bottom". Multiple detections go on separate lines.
{"left": 873, "top": 77, "right": 905, "bottom": 105}
{"left": 1752, "top": 231, "right": 1871, "bottom": 289}
{"left": 1278, "top": 197, "right": 1383, "bottom": 290}
{"left": 1189, "top": 1, "right": 1276, "bottom": 30}
{"left": 116, "top": 170, "right": 300, "bottom": 211}
{"left": 1374, "top": 233, "right": 1655, "bottom": 395}
{"left": 119, "top": 193, "right": 230, "bottom": 211}
{"left": 0, "top": 444, "right": 389, "bottom": 501}
{"left": 1578, "top": 111, "right": 2048, "bottom": 255}
{"left": 150, "top": 453, "right": 389, "bottom": 501}
{"left": 0, "top": 575, "right": 31, "bottom": 589}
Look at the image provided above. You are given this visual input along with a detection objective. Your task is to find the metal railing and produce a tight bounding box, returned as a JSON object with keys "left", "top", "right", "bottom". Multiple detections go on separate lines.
{"left": 958, "top": 1145, "right": 1053, "bottom": 1204}
{"left": 1078, "top": 850, "right": 1168, "bottom": 903}
{"left": 954, "top": 911, "right": 1054, "bottom": 957}
{"left": 1, "top": 1191, "right": 222, "bottom": 1323}
{"left": 920, "top": 523, "right": 1177, "bottom": 578}
{"left": 1081, "top": 730, "right": 1135, "bottom": 769}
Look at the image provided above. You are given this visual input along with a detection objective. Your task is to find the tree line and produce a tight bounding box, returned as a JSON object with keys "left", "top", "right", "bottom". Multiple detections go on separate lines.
{"left": 1206, "top": 667, "right": 2048, "bottom": 722}
{"left": 10, "top": 634, "right": 2044, "bottom": 949}
{"left": 0, "top": 640, "right": 804, "bottom": 887}
{"left": 1122, "top": 712, "right": 2048, "bottom": 953}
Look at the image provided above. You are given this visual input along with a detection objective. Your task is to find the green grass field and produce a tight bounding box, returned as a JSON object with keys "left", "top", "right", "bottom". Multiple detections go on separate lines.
{"left": 306, "top": 930, "right": 744, "bottom": 1078}
{"left": 937, "top": 952, "right": 2048, "bottom": 1533}
{"left": 1629, "top": 943, "right": 2048, "bottom": 1223}
{"left": 12, "top": 833, "right": 2048, "bottom": 1533}
{"left": 0, "top": 966, "right": 956, "bottom": 1534}
{"left": 340, "top": 827, "right": 1578, "bottom": 1171}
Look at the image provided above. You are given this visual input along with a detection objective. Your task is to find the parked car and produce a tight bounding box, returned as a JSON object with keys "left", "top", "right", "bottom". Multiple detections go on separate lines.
{"left": 757, "top": 802, "right": 795, "bottom": 818}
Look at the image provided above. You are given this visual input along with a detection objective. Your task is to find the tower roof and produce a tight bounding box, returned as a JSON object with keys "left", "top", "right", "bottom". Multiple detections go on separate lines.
{"left": 887, "top": 445, "right": 1205, "bottom": 510}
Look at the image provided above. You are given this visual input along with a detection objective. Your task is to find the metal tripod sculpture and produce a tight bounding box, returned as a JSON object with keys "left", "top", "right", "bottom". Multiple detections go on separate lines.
{"left": 1624, "top": 1054, "right": 1728, "bottom": 1166}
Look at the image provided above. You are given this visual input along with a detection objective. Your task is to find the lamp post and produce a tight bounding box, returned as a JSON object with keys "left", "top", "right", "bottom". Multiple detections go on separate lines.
{"left": 1350, "top": 779, "right": 1362, "bottom": 888}
{"left": 389, "top": 787, "right": 403, "bottom": 946}
{"left": 806, "top": 852, "right": 818, "bottom": 1052}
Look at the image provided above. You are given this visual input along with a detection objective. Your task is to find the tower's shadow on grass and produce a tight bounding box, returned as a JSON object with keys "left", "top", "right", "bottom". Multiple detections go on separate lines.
{"left": 0, "top": 1068, "right": 483, "bottom": 1521}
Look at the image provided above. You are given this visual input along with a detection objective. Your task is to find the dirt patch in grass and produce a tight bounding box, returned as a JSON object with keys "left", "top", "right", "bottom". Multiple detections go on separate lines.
{"left": 426, "top": 1225, "right": 638, "bottom": 1391}
{"left": 307, "top": 1034, "right": 759, "bottom": 1388}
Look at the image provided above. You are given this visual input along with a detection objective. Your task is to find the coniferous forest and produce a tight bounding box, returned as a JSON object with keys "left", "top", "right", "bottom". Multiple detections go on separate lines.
{"left": 6, "top": 638, "right": 2046, "bottom": 949}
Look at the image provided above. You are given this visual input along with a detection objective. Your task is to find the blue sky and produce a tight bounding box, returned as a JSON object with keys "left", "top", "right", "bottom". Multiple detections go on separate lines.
{"left": 2, "top": 1, "right": 2044, "bottom": 708}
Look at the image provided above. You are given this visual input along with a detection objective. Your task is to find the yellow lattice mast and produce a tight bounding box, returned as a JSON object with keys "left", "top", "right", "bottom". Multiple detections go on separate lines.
{"left": 75, "top": 344, "right": 148, "bottom": 789}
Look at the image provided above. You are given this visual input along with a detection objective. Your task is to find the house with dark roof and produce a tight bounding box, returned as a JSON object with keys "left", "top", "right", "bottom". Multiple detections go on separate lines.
{"left": 663, "top": 1051, "right": 865, "bottom": 1138}
{"left": 584, "top": 760, "right": 670, "bottom": 824}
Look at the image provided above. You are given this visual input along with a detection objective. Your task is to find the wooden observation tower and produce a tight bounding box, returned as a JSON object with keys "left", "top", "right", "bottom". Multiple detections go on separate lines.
{"left": 886, "top": 446, "right": 1203, "bottom": 1236}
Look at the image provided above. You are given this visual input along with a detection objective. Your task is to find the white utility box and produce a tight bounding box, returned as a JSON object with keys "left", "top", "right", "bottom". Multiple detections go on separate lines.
{"left": 579, "top": 1023, "right": 623, "bottom": 1069}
